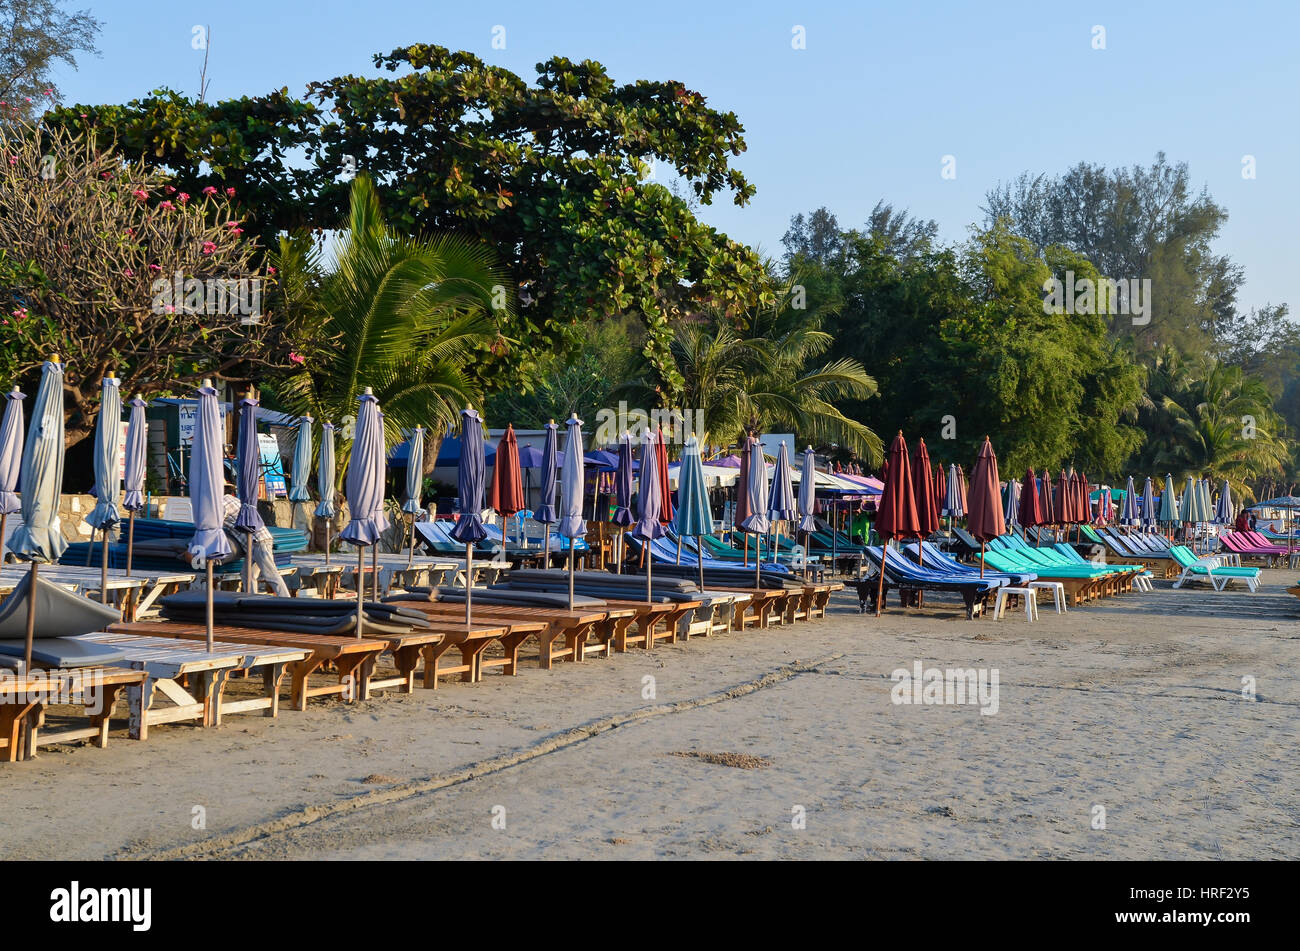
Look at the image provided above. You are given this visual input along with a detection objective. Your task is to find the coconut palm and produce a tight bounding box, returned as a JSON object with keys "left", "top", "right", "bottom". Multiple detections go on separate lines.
{"left": 270, "top": 175, "right": 509, "bottom": 478}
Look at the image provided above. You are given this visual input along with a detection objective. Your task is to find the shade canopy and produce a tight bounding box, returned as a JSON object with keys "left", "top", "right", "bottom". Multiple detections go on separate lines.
{"left": 338, "top": 392, "right": 389, "bottom": 546}
{"left": 9, "top": 361, "right": 67, "bottom": 562}
{"left": 942, "top": 463, "right": 964, "bottom": 519}
{"left": 1140, "top": 477, "right": 1156, "bottom": 528}
{"left": 611, "top": 433, "right": 635, "bottom": 527}
{"left": 448, "top": 408, "right": 488, "bottom": 545}
{"left": 288, "top": 416, "right": 313, "bottom": 503}
{"left": 400, "top": 425, "right": 425, "bottom": 515}
{"left": 86, "top": 377, "right": 122, "bottom": 531}
{"left": 966, "top": 437, "right": 1005, "bottom": 543}
{"left": 912, "top": 439, "right": 940, "bottom": 536}
{"left": 656, "top": 427, "right": 674, "bottom": 525}
{"left": 184, "top": 383, "right": 232, "bottom": 565}
{"left": 315, "top": 423, "right": 337, "bottom": 518}
{"left": 733, "top": 440, "right": 752, "bottom": 529}
{"left": 1215, "top": 479, "right": 1234, "bottom": 524}
{"left": 557, "top": 416, "right": 587, "bottom": 540}
{"left": 534, "top": 421, "right": 559, "bottom": 524}
{"left": 631, "top": 429, "right": 665, "bottom": 540}
{"left": 1002, "top": 479, "right": 1020, "bottom": 530}
{"left": 1120, "top": 476, "right": 1139, "bottom": 525}
{"left": 0, "top": 387, "right": 23, "bottom": 516}
{"left": 1018, "top": 469, "right": 1043, "bottom": 528}
{"left": 672, "top": 434, "right": 714, "bottom": 537}
{"left": 767, "top": 441, "right": 796, "bottom": 522}
{"left": 736, "top": 436, "right": 770, "bottom": 535}
{"left": 488, "top": 425, "right": 524, "bottom": 517}
{"left": 797, "top": 446, "right": 818, "bottom": 534}
{"left": 876, "top": 432, "right": 921, "bottom": 541}
{"left": 122, "top": 396, "right": 147, "bottom": 513}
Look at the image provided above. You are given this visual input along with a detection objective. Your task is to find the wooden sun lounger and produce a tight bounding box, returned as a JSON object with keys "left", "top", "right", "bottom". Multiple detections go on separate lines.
{"left": 108, "top": 621, "right": 386, "bottom": 710}
{"left": 1, "top": 666, "right": 146, "bottom": 761}
{"left": 79, "top": 631, "right": 308, "bottom": 739}
{"left": 702, "top": 587, "right": 788, "bottom": 629}
{"left": 599, "top": 599, "right": 694, "bottom": 650}
{"left": 400, "top": 601, "right": 605, "bottom": 670}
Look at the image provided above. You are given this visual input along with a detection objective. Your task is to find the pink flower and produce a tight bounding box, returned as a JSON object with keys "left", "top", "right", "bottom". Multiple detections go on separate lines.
{"left": 164, "top": 305, "right": 175, "bottom": 314}
{"left": 45, "top": 89, "right": 53, "bottom": 96}
{"left": 267, "top": 266, "right": 277, "bottom": 275}
{"left": 125, "top": 228, "right": 135, "bottom": 237}
{"left": 148, "top": 263, "right": 162, "bottom": 271}
{"left": 202, "top": 241, "right": 217, "bottom": 255}
{"left": 164, "top": 185, "right": 175, "bottom": 194}
{"left": 159, "top": 200, "right": 175, "bottom": 210}
{"left": 224, "top": 220, "right": 240, "bottom": 228}
{"left": 202, "top": 186, "right": 217, "bottom": 196}
{"left": 132, "top": 189, "right": 147, "bottom": 201}
{"left": 11, "top": 308, "right": 28, "bottom": 320}
{"left": 123, "top": 269, "right": 134, "bottom": 277}
{"left": 6, "top": 157, "right": 15, "bottom": 166}
{"left": 289, "top": 351, "right": 305, "bottom": 365}
{"left": 225, "top": 187, "right": 235, "bottom": 196}
{"left": 80, "top": 113, "right": 88, "bottom": 119}
{"left": 177, "top": 192, "right": 189, "bottom": 203}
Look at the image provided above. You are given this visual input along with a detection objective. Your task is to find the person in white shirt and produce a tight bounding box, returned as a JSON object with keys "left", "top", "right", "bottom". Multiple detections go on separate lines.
{"left": 222, "top": 483, "right": 290, "bottom": 596}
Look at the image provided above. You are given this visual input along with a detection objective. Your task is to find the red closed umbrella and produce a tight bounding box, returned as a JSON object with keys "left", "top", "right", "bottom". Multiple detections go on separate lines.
{"left": 1069, "top": 470, "right": 1084, "bottom": 539}
{"left": 933, "top": 463, "right": 945, "bottom": 514}
{"left": 489, "top": 425, "right": 525, "bottom": 544}
{"left": 1040, "top": 468, "right": 1055, "bottom": 527}
{"left": 1018, "top": 467, "right": 1044, "bottom": 532}
{"left": 912, "top": 439, "right": 940, "bottom": 540}
{"left": 873, "top": 431, "right": 921, "bottom": 616}
{"left": 966, "top": 437, "right": 1006, "bottom": 576}
{"left": 958, "top": 464, "right": 969, "bottom": 513}
{"left": 1078, "top": 471, "right": 1091, "bottom": 523}
{"left": 1056, "top": 470, "right": 1071, "bottom": 529}
{"left": 656, "top": 425, "right": 673, "bottom": 526}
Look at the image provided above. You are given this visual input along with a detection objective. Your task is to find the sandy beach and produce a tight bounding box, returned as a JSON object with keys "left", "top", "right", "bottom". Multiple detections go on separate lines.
{"left": 2, "top": 572, "right": 1297, "bottom": 861}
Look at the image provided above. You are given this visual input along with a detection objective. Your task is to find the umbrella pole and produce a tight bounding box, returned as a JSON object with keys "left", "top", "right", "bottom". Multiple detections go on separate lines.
{"left": 126, "top": 511, "right": 135, "bottom": 577}
{"left": 874, "top": 544, "right": 886, "bottom": 617}
{"left": 464, "top": 544, "right": 473, "bottom": 626}
{"left": 355, "top": 547, "right": 365, "bottom": 638}
{"left": 676, "top": 535, "right": 682, "bottom": 565}
{"left": 243, "top": 537, "right": 252, "bottom": 594}
{"left": 980, "top": 541, "right": 985, "bottom": 578}
{"left": 372, "top": 543, "right": 380, "bottom": 603}
{"left": 568, "top": 539, "right": 575, "bottom": 611}
{"left": 100, "top": 529, "right": 110, "bottom": 604}
{"left": 697, "top": 534, "right": 705, "bottom": 592}
{"left": 23, "top": 560, "right": 38, "bottom": 671}
{"left": 407, "top": 513, "right": 416, "bottom": 568}
{"left": 85, "top": 527, "right": 95, "bottom": 566}
{"left": 616, "top": 533, "right": 622, "bottom": 575}
{"left": 0, "top": 512, "right": 5, "bottom": 584}
{"left": 755, "top": 533, "right": 762, "bottom": 588}
{"left": 646, "top": 541, "right": 653, "bottom": 604}
{"left": 205, "top": 561, "right": 214, "bottom": 652}
{"left": 324, "top": 512, "right": 331, "bottom": 566}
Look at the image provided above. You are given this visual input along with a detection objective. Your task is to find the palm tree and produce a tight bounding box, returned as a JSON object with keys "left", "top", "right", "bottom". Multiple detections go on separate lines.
{"left": 269, "top": 175, "right": 510, "bottom": 478}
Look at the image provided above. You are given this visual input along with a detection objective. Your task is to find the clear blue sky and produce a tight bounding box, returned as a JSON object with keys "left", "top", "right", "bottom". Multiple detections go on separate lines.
{"left": 52, "top": 0, "right": 1298, "bottom": 316}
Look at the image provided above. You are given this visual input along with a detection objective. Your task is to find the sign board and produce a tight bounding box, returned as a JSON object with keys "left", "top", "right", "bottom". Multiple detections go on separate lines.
{"left": 258, "top": 433, "right": 287, "bottom": 498}
{"left": 117, "top": 420, "right": 130, "bottom": 481}
{"left": 177, "top": 403, "right": 197, "bottom": 445}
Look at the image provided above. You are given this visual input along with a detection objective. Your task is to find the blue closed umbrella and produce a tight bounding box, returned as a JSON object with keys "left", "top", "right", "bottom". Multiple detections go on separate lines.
{"left": 632, "top": 429, "right": 663, "bottom": 601}
{"left": 535, "top": 421, "right": 558, "bottom": 564}
{"left": 797, "top": 446, "right": 817, "bottom": 535}
{"left": 0, "top": 385, "right": 25, "bottom": 583}
{"left": 450, "top": 407, "right": 487, "bottom": 623}
{"left": 1140, "top": 477, "right": 1156, "bottom": 530}
{"left": 768, "top": 442, "right": 795, "bottom": 523}
{"left": 672, "top": 435, "right": 713, "bottom": 590}
{"left": 86, "top": 377, "right": 123, "bottom": 601}
{"left": 340, "top": 390, "right": 388, "bottom": 635}
{"left": 943, "top": 463, "right": 964, "bottom": 520}
{"left": 403, "top": 425, "right": 425, "bottom": 566}
{"left": 235, "top": 394, "right": 265, "bottom": 593}
{"left": 558, "top": 415, "right": 587, "bottom": 607}
{"left": 315, "top": 421, "right": 336, "bottom": 564}
{"left": 185, "top": 380, "right": 232, "bottom": 651}
{"left": 1003, "top": 479, "right": 1020, "bottom": 530}
{"left": 288, "top": 416, "right": 313, "bottom": 504}
{"left": 1215, "top": 479, "right": 1233, "bottom": 525}
{"left": 611, "top": 432, "right": 635, "bottom": 573}
{"left": 122, "top": 394, "right": 147, "bottom": 576}
{"left": 1120, "top": 476, "right": 1138, "bottom": 527}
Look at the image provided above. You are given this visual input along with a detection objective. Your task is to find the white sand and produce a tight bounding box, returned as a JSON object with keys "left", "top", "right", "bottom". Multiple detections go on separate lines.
{"left": 2, "top": 571, "right": 1297, "bottom": 860}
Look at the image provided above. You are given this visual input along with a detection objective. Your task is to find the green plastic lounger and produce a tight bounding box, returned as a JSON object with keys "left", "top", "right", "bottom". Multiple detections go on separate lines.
{"left": 1169, "top": 546, "right": 1259, "bottom": 592}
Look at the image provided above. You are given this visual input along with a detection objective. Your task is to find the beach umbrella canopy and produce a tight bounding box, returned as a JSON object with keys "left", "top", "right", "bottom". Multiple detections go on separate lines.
{"left": 734, "top": 440, "right": 752, "bottom": 530}
{"left": 122, "top": 396, "right": 147, "bottom": 513}
{"left": 1140, "top": 477, "right": 1156, "bottom": 528}
{"left": 632, "top": 429, "right": 664, "bottom": 540}
{"left": 798, "top": 446, "right": 818, "bottom": 534}
{"left": 876, "top": 432, "right": 921, "bottom": 540}
{"left": 737, "top": 435, "right": 770, "bottom": 535}
{"left": 932, "top": 464, "right": 944, "bottom": 514}
{"left": 557, "top": 415, "right": 587, "bottom": 540}
{"left": 612, "top": 433, "right": 635, "bottom": 527}
{"left": 399, "top": 425, "right": 425, "bottom": 515}
{"left": 1039, "top": 469, "right": 1054, "bottom": 524}
{"left": 9, "top": 360, "right": 68, "bottom": 563}
{"left": 912, "top": 439, "right": 940, "bottom": 537}
{"left": 1159, "top": 474, "right": 1178, "bottom": 522}
{"left": 516, "top": 445, "right": 558, "bottom": 469}
{"left": 339, "top": 392, "right": 389, "bottom": 546}
{"left": 535, "top": 421, "right": 559, "bottom": 524}
{"left": 85, "top": 377, "right": 123, "bottom": 533}
{"left": 448, "top": 408, "right": 488, "bottom": 545}
{"left": 1055, "top": 470, "right": 1071, "bottom": 525}
{"left": 767, "top": 442, "right": 796, "bottom": 522}
{"left": 672, "top": 435, "right": 713, "bottom": 536}
{"left": 184, "top": 382, "right": 232, "bottom": 565}
{"left": 315, "top": 423, "right": 337, "bottom": 518}
{"left": 1018, "top": 469, "right": 1043, "bottom": 528}
{"left": 1215, "top": 479, "right": 1234, "bottom": 525}
{"left": 943, "top": 463, "right": 964, "bottom": 519}
{"left": 1070, "top": 471, "right": 1086, "bottom": 524}
{"left": 488, "top": 424, "right": 524, "bottom": 518}
{"left": 966, "top": 437, "right": 1005, "bottom": 542}
{"left": 1178, "top": 476, "right": 1196, "bottom": 524}
{"left": 0, "top": 386, "right": 24, "bottom": 516}
{"left": 656, "top": 426, "right": 674, "bottom": 525}
{"left": 1200, "top": 479, "right": 1214, "bottom": 523}
{"left": 234, "top": 395, "right": 265, "bottom": 537}
{"left": 1002, "top": 479, "right": 1020, "bottom": 529}
{"left": 1120, "top": 476, "right": 1138, "bottom": 525}
{"left": 288, "top": 416, "right": 313, "bottom": 503}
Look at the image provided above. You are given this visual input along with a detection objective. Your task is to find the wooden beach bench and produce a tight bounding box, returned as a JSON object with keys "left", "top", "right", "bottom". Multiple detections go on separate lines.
{"left": 398, "top": 600, "right": 600, "bottom": 670}
{"left": 79, "top": 631, "right": 308, "bottom": 739}
{"left": 1, "top": 666, "right": 146, "bottom": 762}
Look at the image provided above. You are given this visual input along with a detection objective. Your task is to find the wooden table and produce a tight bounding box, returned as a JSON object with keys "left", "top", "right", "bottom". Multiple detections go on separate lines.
{"left": 1, "top": 666, "right": 146, "bottom": 762}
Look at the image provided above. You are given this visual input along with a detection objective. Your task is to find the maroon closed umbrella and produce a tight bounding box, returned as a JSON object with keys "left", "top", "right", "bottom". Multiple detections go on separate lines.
{"left": 734, "top": 438, "right": 752, "bottom": 565}
{"left": 489, "top": 425, "right": 525, "bottom": 543}
{"left": 966, "top": 437, "right": 1006, "bottom": 576}
{"left": 1018, "top": 468, "right": 1044, "bottom": 538}
{"left": 1069, "top": 470, "right": 1084, "bottom": 540}
{"left": 958, "top": 465, "right": 969, "bottom": 514}
{"left": 1040, "top": 468, "right": 1055, "bottom": 530}
{"left": 912, "top": 438, "right": 940, "bottom": 565}
{"left": 656, "top": 425, "right": 674, "bottom": 526}
{"left": 873, "top": 431, "right": 921, "bottom": 616}
{"left": 1056, "top": 470, "right": 1071, "bottom": 533}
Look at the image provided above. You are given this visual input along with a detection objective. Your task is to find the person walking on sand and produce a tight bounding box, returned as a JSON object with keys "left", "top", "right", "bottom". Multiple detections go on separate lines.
{"left": 221, "top": 481, "right": 290, "bottom": 596}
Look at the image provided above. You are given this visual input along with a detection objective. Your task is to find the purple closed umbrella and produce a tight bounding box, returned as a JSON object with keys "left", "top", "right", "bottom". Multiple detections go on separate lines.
{"left": 450, "top": 407, "right": 488, "bottom": 623}
{"left": 187, "top": 380, "right": 232, "bottom": 651}
{"left": 0, "top": 386, "right": 25, "bottom": 584}
{"left": 558, "top": 414, "right": 587, "bottom": 608}
{"left": 611, "top": 432, "right": 635, "bottom": 573}
{"left": 632, "top": 430, "right": 664, "bottom": 602}
{"left": 738, "top": 435, "right": 770, "bottom": 586}
{"left": 339, "top": 389, "right": 388, "bottom": 636}
{"left": 122, "top": 395, "right": 147, "bottom": 575}
{"left": 534, "top": 421, "right": 559, "bottom": 565}
{"left": 797, "top": 446, "right": 817, "bottom": 577}
{"left": 235, "top": 394, "right": 265, "bottom": 593}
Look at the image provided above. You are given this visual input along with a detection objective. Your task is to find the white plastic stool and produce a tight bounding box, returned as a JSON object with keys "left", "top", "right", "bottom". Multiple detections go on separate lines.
{"left": 1134, "top": 572, "right": 1153, "bottom": 592}
{"left": 994, "top": 586, "right": 1038, "bottom": 621}
{"left": 1028, "top": 580, "right": 1066, "bottom": 613}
